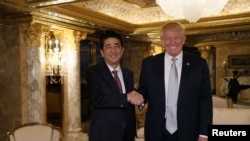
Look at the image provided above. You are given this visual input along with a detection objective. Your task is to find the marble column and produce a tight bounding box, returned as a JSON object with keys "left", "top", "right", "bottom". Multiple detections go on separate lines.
{"left": 63, "top": 30, "right": 88, "bottom": 141}
{"left": 22, "top": 23, "right": 47, "bottom": 123}
{"left": 198, "top": 46, "right": 216, "bottom": 94}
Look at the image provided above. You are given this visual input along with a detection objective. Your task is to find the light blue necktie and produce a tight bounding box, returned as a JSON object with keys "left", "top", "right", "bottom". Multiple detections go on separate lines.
{"left": 166, "top": 58, "right": 178, "bottom": 134}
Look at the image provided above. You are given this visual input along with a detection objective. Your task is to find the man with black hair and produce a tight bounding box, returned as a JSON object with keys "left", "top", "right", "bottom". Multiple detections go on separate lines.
{"left": 86, "top": 30, "right": 144, "bottom": 141}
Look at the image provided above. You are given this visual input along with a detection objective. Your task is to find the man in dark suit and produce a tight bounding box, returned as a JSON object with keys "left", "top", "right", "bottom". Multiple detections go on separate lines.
{"left": 86, "top": 30, "right": 144, "bottom": 141}
{"left": 137, "top": 22, "right": 212, "bottom": 141}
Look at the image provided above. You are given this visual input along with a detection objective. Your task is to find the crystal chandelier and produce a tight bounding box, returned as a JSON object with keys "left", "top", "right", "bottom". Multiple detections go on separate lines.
{"left": 45, "top": 31, "right": 64, "bottom": 84}
{"left": 156, "top": 0, "right": 229, "bottom": 23}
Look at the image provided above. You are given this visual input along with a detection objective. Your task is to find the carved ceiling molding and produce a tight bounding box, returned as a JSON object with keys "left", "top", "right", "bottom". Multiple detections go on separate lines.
{"left": 80, "top": 0, "right": 250, "bottom": 24}
{"left": 47, "top": 5, "right": 136, "bottom": 33}
{"left": 0, "top": 9, "right": 95, "bottom": 34}
{"left": 194, "top": 39, "right": 250, "bottom": 47}
{"left": 124, "top": 0, "right": 157, "bottom": 8}
{"left": 21, "top": 22, "right": 43, "bottom": 47}
{"left": 149, "top": 30, "right": 250, "bottom": 47}
{"left": 134, "top": 12, "right": 250, "bottom": 35}
{"left": 1, "top": 0, "right": 250, "bottom": 35}
{"left": 23, "top": 0, "right": 250, "bottom": 25}
{"left": 81, "top": 0, "right": 172, "bottom": 24}
{"left": 26, "top": 0, "right": 88, "bottom": 8}
{"left": 211, "top": 31, "right": 250, "bottom": 41}
{"left": 0, "top": 14, "right": 33, "bottom": 25}
{"left": 1, "top": 0, "right": 250, "bottom": 46}
{"left": 0, "top": 1, "right": 95, "bottom": 33}
{"left": 31, "top": 11, "right": 95, "bottom": 33}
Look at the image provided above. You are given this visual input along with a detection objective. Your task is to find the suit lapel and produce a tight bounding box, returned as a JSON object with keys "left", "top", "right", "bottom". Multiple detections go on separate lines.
{"left": 180, "top": 53, "right": 192, "bottom": 83}
{"left": 178, "top": 53, "right": 192, "bottom": 102}
{"left": 121, "top": 68, "right": 129, "bottom": 92}
{"left": 99, "top": 62, "right": 118, "bottom": 90}
{"left": 154, "top": 53, "right": 166, "bottom": 96}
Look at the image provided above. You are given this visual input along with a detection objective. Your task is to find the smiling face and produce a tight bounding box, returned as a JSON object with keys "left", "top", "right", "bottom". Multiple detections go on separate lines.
{"left": 160, "top": 22, "right": 186, "bottom": 57}
{"left": 101, "top": 37, "right": 124, "bottom": 69}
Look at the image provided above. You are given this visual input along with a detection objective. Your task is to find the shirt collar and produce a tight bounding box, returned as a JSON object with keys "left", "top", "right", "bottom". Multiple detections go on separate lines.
{"left": 107, "top": 64, "right": 121, "bottom": 72}
{"left": 165, "top": 51, "right": 183, "bottom": 62}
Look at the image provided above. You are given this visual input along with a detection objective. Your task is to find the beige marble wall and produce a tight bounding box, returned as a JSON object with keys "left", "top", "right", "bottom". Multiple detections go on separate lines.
{"left": 216, "top": 45, "right": 250, "bottom": 96}
{"left": 0, "top": 23, "right": 88, "bottom": 141}
{"left": 26, "top": 46, "right": 45, "bottom": 122}
{"left": 0, "top": 24, "right": 26, "bottom": 141}
{"left": 122, "top": 42, "right": 152, "bottom": 86}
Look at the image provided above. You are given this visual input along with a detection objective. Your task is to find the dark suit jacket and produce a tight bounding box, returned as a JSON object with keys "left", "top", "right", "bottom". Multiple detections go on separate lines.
{"left": 86, "top": 61, "right": 136, "bottom": 141}
{"left": 138, "top": 52, "right": 212, "bottom": 141}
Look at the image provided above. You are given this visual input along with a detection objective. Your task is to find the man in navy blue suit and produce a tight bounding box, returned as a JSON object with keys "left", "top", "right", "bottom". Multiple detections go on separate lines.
{"left": 137, "top": 22, "right": 212, "bottom": 141}
{"left": 86, "top": 30, "right": 144, "bottom": 141}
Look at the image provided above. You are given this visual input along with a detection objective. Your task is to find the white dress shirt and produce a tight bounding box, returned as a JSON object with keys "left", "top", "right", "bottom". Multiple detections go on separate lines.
{"left": 107, "top": 64, "right": 126, "bottom": 94}
{"left": 164, "top": 51, "right": 183, "bottom": 117}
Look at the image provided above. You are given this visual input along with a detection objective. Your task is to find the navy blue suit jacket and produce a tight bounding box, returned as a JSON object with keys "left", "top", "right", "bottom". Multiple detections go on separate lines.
{"left": 138, "top": 52, "right": 212, "bottom": 141}
{"left": 86, "top": 61, "right": 136, "bottom": 141}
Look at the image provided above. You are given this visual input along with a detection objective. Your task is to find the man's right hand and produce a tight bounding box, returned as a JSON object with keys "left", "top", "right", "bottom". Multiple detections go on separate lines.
{"left": 127, "top": 90, "right": 144, "bottom": 106}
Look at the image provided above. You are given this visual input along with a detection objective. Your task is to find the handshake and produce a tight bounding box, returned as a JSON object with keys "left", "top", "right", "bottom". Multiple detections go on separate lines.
{"left": 127, "top": 90, "right": 144, "bottom": 106}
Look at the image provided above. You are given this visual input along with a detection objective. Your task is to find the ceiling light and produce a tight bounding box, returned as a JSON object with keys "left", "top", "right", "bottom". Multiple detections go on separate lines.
{"left": 156, "top": 0, "right": 229, "bottom": 23}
